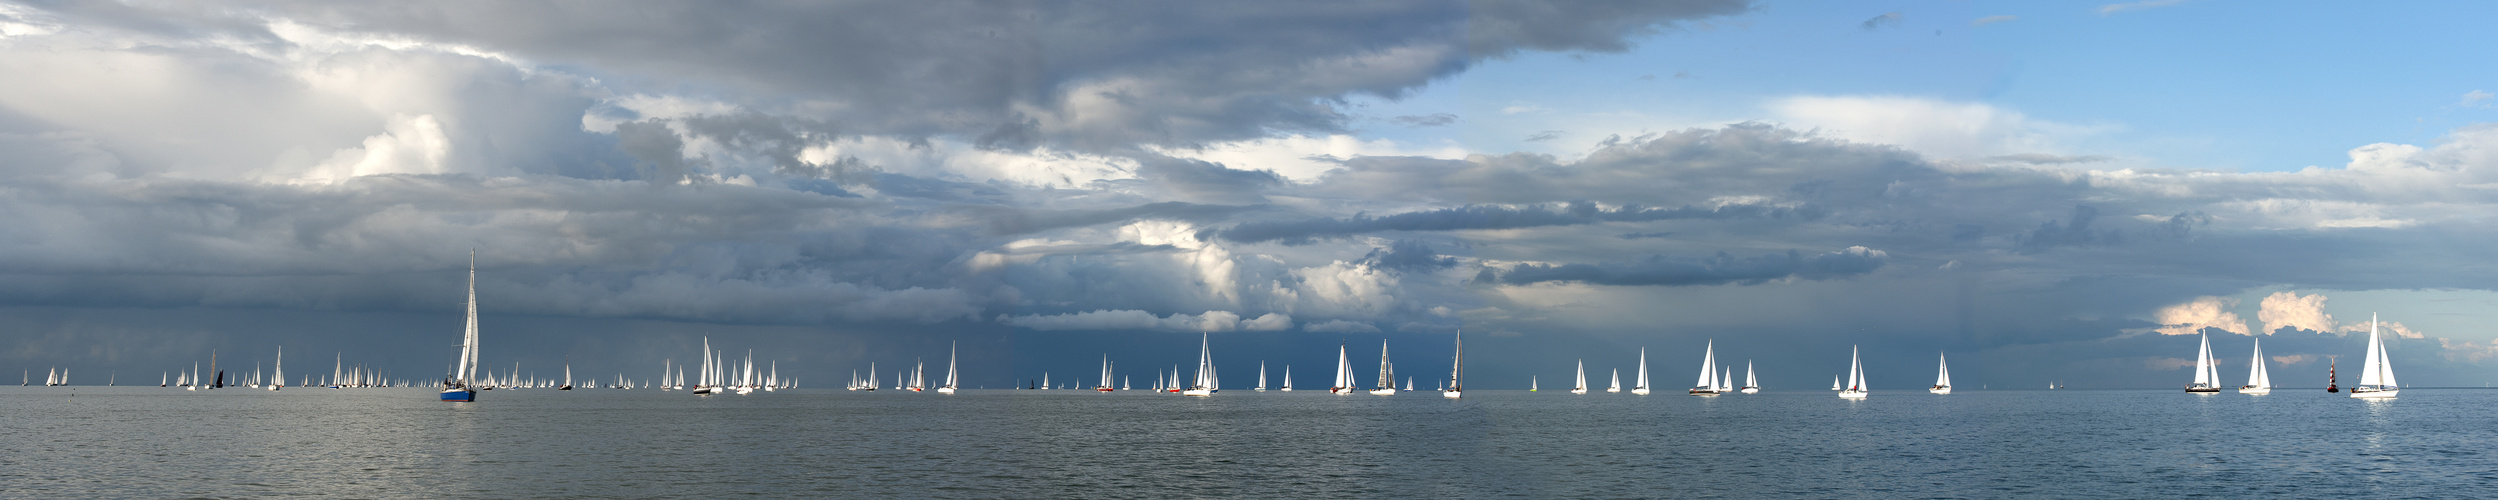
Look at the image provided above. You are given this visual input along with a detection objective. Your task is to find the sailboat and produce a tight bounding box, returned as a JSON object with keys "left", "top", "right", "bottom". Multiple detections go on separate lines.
{"left": 939, "top": 342, "right": 960, "bottom": 394}
{"left": 1929, "top": 352, "right": 1952, "bottom": 394}
{"left": 1530, "top": 375, "right": 1538, "bottom": 392}
{"left": 559, "top": 363, "right": 574, "bottom": 391}
{"left": 1183, "top": 333, "right": 1217, "bottom": 396}
{"left": 1369, "top": 341, "right": 1397, "bottom": 396}
{"left": 1607, "top": 369, "right": 1621, "bottom": 393}
{"left": 2185, "top": 331, "right": 2222, "bottom": 393}
{"left": 440, "top": 251, "right": 482, "bottom": 402}
{"left": 1095, "top": 354, "right": 1114, "bottom": 392}
{"left": 1040, "top": 372, "right": 1050, "bottom": 391}
{"left": 1571, "top": 360, "right": 1588, "bottom": 394}
{"left": 1739, "top": 361, "right": 1759, "bottom": 394}
{"left": 1280, "top": 365, "right": 1292, "bottom": 392}
{"left": 1404, "top": 376, "right": 1413, "bottom": 392}
{"left": 269, "top": 346, "right": 285, "bottom": 391}
{"left": 1689, "top": 340, "right": 1720, "bottom": 395}
{"left": 1255, "top": 362, "right": 1267, "bottom": 392}
{"left": 2350, "top": 313, "right": 2398, "bottom": 399}
{"left": 1630, "top": 347, "right": 1651, "bottom": 395}
{"left": 1331, "top": 342, "right": 1358, "bottom": 395}
{"left": 1839, "top": 345, "right": 1868, "bottom": 399}
{"left": 1831, "top": 375, "right": 1840, "bottom": 391}
{"left": 1443, "top": 328, "right": 1463, "bottom": 398}
{"left": 2238, "top": 337, "right": 2272, "bottom": 395}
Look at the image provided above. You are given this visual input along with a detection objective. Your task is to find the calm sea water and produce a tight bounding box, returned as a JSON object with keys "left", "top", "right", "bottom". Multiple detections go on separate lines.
{"left": 3, "top": 386, "right": 2492, "bottom": 498}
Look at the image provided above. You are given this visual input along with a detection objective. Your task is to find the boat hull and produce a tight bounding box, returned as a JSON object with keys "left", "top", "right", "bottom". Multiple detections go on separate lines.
{"left": 1182, "top": 388, "right": 1214, "bottom": 396}
{"left": 2184, "top": 385, "right": 2221, "bottom": 393}
{"left": 938, "top": 387, "right": 956, "bottom": 394}
{"left": 1368, "top": 389, "right": 1397, "bottom": 396}
{"left": 1688, "top": 387, "right": 1718, "bottom": 396}
{"left": 1929, "top": 386, "right": 1951, "bottom": 395}
{"left": 1739, "top": 387, "right": 1759, "bottom": 394}
{"left": 439, "top": 389, "right": 476, "bottom": 402}
{"left": 1838, "top": 390, "right": 1867, "bottom": 399}
{"left": 1569, "top": 389, "right": 1587, "bottom": 394}
{"left": 2238, "top": 386, "right": 2270, "bottom": 395}
{"left": 2349, "top": 387, "right": 2397, "bottom": 399}
{"left": 1442, "top": 390, "right": 1461, "bottom": 399}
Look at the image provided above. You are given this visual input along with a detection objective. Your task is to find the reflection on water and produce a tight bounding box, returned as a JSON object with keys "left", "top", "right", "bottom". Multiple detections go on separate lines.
{"left": 3, "top": 387, "right": 2496, "bottom": 497}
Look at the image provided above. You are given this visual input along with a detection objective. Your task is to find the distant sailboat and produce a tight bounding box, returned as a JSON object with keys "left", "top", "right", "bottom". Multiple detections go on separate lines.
{"left": 1280, "top": 365, "right": 1292, "bottom": 392}
{"left": 1571, "top": 360, "right": 1588, "bottom": 394}
{"left": 1530, "top": 375, "right": 1538, "bottom": 392}
{"left": 1739, "top": 361, "right": 1759, "bottom": 394}
{"left": 1690, "top": 340, "right": 1720, "bottom": 396}
{"left": 440, "top": 250, "right": 481, "bottom": 402}
{"left": 1607, "top": 369, "right": 1621, "bottom": 393}
{"left": 939, "top": 342, "right": 960, "bottom": 394}
{"left": 1839, "top": 345, "right": 1868, "bottom": 399}
{"left": 1183, "top": 333, "right": 1217, "bottom": 396}
{"left": 2350, "top": 313, "right": 2398, "bottom": 399}
{"left": 1831, "top": 375, "right": 1840, "bottom": 391}
{"left": 2185, "top": 331, "right": 2222, "bottom": 393}
{"left": 1929, "top": 352, "right": 1952, "bottom": 394}
{"left": 269, "top": 346, "right": 285, "bottom": 391}
{"left": 1255, "top": 362, "right": 1267, "bottom": 392}
{"left": 559, "top": 363, "right": 574, "bottom": 391}
{"left": 1095, "top": 354, "right": 1114, "bottom": 393}
{"left": 1630, "top": 347, "right": 1650, "bottom": 395}
{"left": 1443, "top": 328, "right": 1463, "bottom": 399}
{"left": 1330, "top": 342, "right": 1358, "bottom": 395}
{"left": 2238, "top": 338, "right": 2272, "bottom": 395}
{"left": 1369, "top": 341, "right": 1397, "bottom": 396}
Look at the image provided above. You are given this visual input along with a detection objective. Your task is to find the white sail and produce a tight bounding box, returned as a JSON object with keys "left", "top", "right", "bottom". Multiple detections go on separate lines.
{"left": 270, "top": 346, "right": 285, "bottom": 391}
{"left": 1281, "top": 365, "right": 1292, "bottom": 391}
{"left": 940, "top": 342, "right": 958, "bottom": 393}
{"left": 1332, "top": 343, "right": 1356, "bottom": 394}
{"left": 1607, "top": 369, "right": 1620, "bottom": 393}
{"left": 1371, "top": 340, "right": 1396, "bottom": 395}
{"left": 1693, "top": 340, "right": 1717, "bottom": 393}
{"left": 1840, "top": 345, "right": 1868, "bottom": 398}
{"left": 1929, "top": 352, "right": 1952, "bottom": 394}
{"left": 1444, "top": 328, "right": 1462, "bottom": 398}
{"left": 1256, "top": 362, "right": 1267, "bottom": 391}
{"left": 1185, "top": 333, "right": 1216, "bottom": 396}
{"left": 1572, "top": 360, "right": 1588, "bottom": 394}
{"left": 2193, "top": 332, "right": 2216, "bottom": 386}
{"left": 440, "top": 250, "right": 482, "bottom": 401}
{"left": 1741, "top": 361, "right": 1758, "bottom": 394}
{"left": 2353, "top": 313, "right": 2398, "bottom": 398}
{"left": 1629, "top": 346, "right": 1648, "bottom": 395}
{"left": 2240, "top": 337, "right": 2271, "bottom": 394}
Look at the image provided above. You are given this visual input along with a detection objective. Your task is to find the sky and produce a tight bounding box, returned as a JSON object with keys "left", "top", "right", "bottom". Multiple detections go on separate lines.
{"left": 4, "top": 0, "right": 2497, "bottom": 390}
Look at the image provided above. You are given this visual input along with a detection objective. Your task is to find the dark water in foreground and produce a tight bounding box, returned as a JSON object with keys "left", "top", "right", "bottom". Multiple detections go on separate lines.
{"left": 3, "top": 386, "right": 2492, "bottom": 498}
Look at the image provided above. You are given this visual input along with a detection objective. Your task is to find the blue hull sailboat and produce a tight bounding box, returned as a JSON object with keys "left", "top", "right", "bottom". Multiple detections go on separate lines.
{"left": 441, "top": 250, "right": 481, "bottom": 402}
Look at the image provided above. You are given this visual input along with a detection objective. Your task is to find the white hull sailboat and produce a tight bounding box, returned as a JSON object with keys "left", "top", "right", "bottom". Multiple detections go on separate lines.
{"left": 939, "top": 342, "right": 960, "bottom": 394}
{"left": 2185, "top": 331, "right": 2222, "bottom": 393}
{"left": 1607, "top": 369, "right": 1621, "bottom": 393}
{"left": 1370, "top": 341, "right": 1397, "bottom": 396}
{"left": 1839, "top": 345, "right": 1869, "bottom": 399}
{"left": 1443, "top": 329, "right": 1463, "bottom": 398}
{"left": 1330, "top": 342, "right": 1358, "bottom": 395}
{"left": 2238, "top": 337, "right": 2272, "bottom": 395}
{"left": 1630, "top": 347, "right": 1650, "bottom": 395}
{"left": 1689, "top": 340, "right": 1720, "bottom": 396}
{"left": 1280, "top": 365, "right": 1292, "bottom": 392}
{"left": 2351, "top": 313, "right": 2398, "bottom": 399}
{"left": 1739, "top": 361, "right": 1759, "bottom": 394}
{"left": 269, "top": 346, "right": 285, "bottom": 391}
{"left": 1183, "top": 333, "right": 1217, "bottom": 396}
{"left": 1571, "top": 360, "right": 1588, "bottom": 394}
{"left": 1929, "top": 352, "right": 1952, "bottom": 394}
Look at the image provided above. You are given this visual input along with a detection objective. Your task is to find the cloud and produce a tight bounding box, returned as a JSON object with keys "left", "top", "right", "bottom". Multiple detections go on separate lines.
{"left": 2464, "top": 90, "right": 2495, "bottom": 109}
{"left": 1486, "top": 246, "right": 1888, "bottom": 287}
{"left": 1211, "top": 201, "right": 1816, "bottom": 245}
{"left": 1523, "top": 130, "right": 1564, "bottom": 142}
{"left": 1772, "top": 95, "right": 2105, "bottom": 159}
{"left": 2151, "top": 296, "right": 2247, "bottom": 336}
{"left": 2098, "top": 0, "right": 2191, "bottom": 15}
{"left": 1390, "top": 113, "right": 1459, "bottom": 127}
{"left": 1303, "top": 319, "right": 1382, "bottom": 333}
{"left": 2256, "top": 291, "right": 2337, "bottom": 334}
{"left": 1003, "top": 309, "right": 1255, "bottom": 332}
{"left": 1860, "top": 12, "right": 1903, "bottom": 31}
{"left": 1970, "top": 15, "right": 2018, "bottom": 27}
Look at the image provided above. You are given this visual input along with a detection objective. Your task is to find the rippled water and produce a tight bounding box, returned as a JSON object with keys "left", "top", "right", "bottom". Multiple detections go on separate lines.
{"left": 3, "top": 386, "right": 2493, "bottom": 498}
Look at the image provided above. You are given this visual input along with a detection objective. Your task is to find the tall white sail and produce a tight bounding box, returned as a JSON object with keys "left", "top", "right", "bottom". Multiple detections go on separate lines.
{"left": 1740, "top": 361, "right": 1758, "bottom": 394}
{"left": 440, "top": 251, "right": 481, "bottom": 401}
{"left": 1930, "top": 352, "right": 1952, "bottom": 394}
{"left": 2186, "top": 331, "right": 2221, "bottom": 392}
{"left": 270, "top": 346, "right": 285, "bottom": 391}
{"left": 1332, "top": 343, "right": 1356, "bottom": 394}
{"left": 1370, "top": 340, "right": 1397, "bottom": 395}
{"left": 1185, "top": 333, "right": 1216, "bottom": 396}
{"left": 2239, "top": 338, "right": 2271, "bottom": 394}
{"left": 1629, "top": 347, "right": 1649, "bottom": 395}
{"left": 939, "top": 342, "right": 959, "bottom": 394}
{"left": 1444, "top": 328, "right": 1462, "bottom": 398}
{"left": 1839, "top": 345, "right": 1868, "bottom": 399}
{"left": 1281, "top": 365, "right": 1292, "bottom": 391}
{"left": 2353, "top": 313, "right": 2398, "bottom": 398}
{"left": 1256, "top": 362, "right": 1267, "bottom": 391}
{"left": 1691, "top": 340, "right": 1719, "bottom": 395}
{"left": 1571, "top": 360, "right": 1588, "bottom": 394}
{"left": 1607, "top": 369, "right": 1620, "bottom": 393}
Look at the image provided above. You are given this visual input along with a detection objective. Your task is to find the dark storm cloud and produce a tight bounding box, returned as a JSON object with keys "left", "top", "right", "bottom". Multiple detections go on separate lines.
{"left": 967, "top": 201, "right": 1260, "bottom": 236}
{"left": 1484, "top": 246, "right": 1887, "bottom": 286}
{"left": 45, "top": 0, "right": 1747, "bottom": 152}
{"left": 1209, "top": 201, "right": 1817, "bottom": 245}
{"left": 1362, "top": 240, "right": 1457, "bottom": 273}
